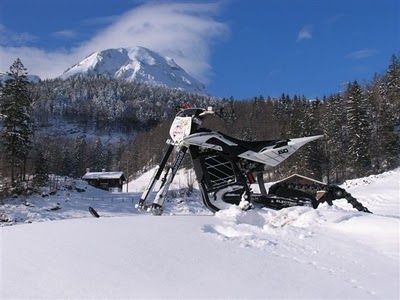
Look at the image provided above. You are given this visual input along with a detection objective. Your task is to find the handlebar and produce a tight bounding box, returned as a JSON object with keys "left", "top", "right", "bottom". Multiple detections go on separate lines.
{"left": 176, "top": 106, "right": 224, "bottom": 119}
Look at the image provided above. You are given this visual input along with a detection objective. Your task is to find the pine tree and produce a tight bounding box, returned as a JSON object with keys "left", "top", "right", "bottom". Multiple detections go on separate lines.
{"left": 115, "top": 137, "right": 126, "bottom": 171}
{"left": 377, "top": 54, "right": 400, "bottom": 169}
{"left": 33, "top": 148, "right": 49, "bottom": 186}
{"left": 72, "top": 137, "right": 88, "bottom": 177}
{"left": 91, "top": 138, "right": 106, "bottom": 171}
{"left": 0, "top": 59, "right": 34, "bottom": 183}
{"left": 105, "top": 143, "right": 113, "bottom": 171}
{"left": 346, "top": 81, "right": 371, "bottom": 176}
{"left": 323, "top": 94, "right": 348, "bottom": 182}
{"left": 293, "top": 100, "right": 324, "bottom": 179}
{"left": 223, "top": 98, "right": 237, "bottom": 125}
{"left": 61, "top": 147, "right": 74, "bottom": 176}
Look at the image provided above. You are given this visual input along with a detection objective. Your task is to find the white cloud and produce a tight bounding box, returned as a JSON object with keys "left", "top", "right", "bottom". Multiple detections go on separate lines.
{"left": 80, "top": 15, "right": 119, "bottom": 26}
{"left": 297, "top": 25, "right": 313, "bottom": 42}
{"left": 52, "top": 30, "right": 77, "bottom": 39}
{"left": 0, "top": 2, "right": 229, "bottom": 83}
{"left": 0, "top": 24, "right": 38, "bottom": 46}
{"left": 0, "top": 46, "right": 73, "bottom": 77}
{"left": 346, "top": 48, "right": 378, "bottom": 60}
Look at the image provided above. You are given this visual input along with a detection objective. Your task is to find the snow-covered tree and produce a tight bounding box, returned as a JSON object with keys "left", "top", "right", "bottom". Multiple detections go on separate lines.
{"left": 72, "top": 137, "right": 88, "bottom": 177}
{"left": 33, "top": 147, "right": 49, "bottom": 186}
{"left": 90, "top": 138, "right": 106, "bottom": 171}
{"left": 322, "top": 94, "right": 348, "bottom": 182}
{"left": 377, "top": 54, "right": 400, "bottom": 169}
{"left": 0, "top": 59, "right": 34, "bottom": 183}
{"left": 345, "top": 81, "right": 371, "bottom": 176}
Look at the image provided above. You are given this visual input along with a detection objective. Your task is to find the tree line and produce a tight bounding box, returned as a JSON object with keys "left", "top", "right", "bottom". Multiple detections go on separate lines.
{"left": 0, "top": 55, "right": 399, "bottom": 196}
{"left": 118, "top": 54, "right": 399, "bottom": 183}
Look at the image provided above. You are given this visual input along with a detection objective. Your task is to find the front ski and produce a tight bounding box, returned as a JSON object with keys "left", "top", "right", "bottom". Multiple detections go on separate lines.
{"left": 150, "top": 147, "right": 187, "bottom": 215}
{"left": 137, "top": 144, "right": 174, "bottom": 209}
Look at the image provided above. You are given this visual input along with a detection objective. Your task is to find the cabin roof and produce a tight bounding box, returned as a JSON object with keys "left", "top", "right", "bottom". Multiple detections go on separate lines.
{"left": 82, "top": 172, "right": 125, "bottom": 180}
{"left": 278, "top": 173, "right": 325, "bottom": 185}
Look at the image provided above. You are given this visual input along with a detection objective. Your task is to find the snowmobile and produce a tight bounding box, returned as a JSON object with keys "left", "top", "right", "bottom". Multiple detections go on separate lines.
{"left": 137, "top": 107, "right": 371, "bottom": 215}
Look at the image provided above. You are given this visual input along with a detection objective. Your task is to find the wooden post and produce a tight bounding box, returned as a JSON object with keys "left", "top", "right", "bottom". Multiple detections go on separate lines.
{"left": 126, "top": 160, "right": 129, "bottom": 193}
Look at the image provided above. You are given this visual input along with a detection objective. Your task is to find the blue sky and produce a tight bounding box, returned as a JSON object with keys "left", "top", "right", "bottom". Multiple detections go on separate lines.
{"left": 0, "top": 0, "right": 398, "bottom": 99}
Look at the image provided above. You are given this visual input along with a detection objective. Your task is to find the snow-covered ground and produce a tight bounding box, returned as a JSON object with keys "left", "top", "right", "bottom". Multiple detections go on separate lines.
{"left": 1, "top": 169, "right": 399, "bottom": 299}
{"left": 0, "top": 172, "right": 206, "bottom": 224}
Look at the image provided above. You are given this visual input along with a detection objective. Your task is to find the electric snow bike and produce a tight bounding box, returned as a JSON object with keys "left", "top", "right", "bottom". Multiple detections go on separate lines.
{"left": 137, "top": 107, "right": 371, "bottom": 215}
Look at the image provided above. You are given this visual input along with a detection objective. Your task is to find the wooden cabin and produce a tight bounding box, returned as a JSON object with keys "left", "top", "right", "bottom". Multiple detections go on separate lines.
{"left": 82, "top": 170, "right": 126, "bottom": 192}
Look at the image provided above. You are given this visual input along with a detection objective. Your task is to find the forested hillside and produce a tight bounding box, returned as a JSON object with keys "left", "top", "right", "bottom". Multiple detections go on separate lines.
{"left": 31, "top": 76, "right": 216, "bottom": 131}
{"left": 0, "top": 55, "right": 399, "bottom": 195}
{"left": 120, "top": 54, "right": 400, "bottom": 183}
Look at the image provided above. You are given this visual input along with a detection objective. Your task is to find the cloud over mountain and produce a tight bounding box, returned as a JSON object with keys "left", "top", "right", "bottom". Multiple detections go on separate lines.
{"left": 0, "top": 2, "right": 228, "bottom": 83}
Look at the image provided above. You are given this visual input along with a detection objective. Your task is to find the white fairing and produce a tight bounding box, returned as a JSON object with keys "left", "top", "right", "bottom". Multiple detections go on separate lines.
{"left": 238, "top": 135, "right": 323, "bottom": 167}
{"left": 182, "top": 132, "right": 237, "bottom": 151}
{"left": 169, "top": 116, "right": 192, "bottom": 144}
{"left": 183, "top": 131, "right": 323, "bottom": 167}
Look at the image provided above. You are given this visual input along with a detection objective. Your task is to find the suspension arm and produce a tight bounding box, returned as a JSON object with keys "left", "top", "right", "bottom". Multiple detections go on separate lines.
{"left": 319, "top": 186, "right": 372, "bottom": 213}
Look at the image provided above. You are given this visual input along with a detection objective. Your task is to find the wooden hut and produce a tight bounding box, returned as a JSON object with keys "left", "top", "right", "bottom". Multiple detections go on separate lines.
{"left": 82, "top": 170, "right": 126, "bottom": 192}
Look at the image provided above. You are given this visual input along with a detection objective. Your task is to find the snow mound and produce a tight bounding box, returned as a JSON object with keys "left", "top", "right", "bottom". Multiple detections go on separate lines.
{"left": 205, "top": 204, "right": 399, "bottom": 255}
{"left": 203, "top": 168, "right": 399, "bottom": 255}
{"left": 337, "top": 168, "right": 400, "bottom": 217}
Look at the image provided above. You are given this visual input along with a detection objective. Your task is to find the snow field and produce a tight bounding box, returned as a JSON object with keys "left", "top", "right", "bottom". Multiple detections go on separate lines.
{"left": 1, "top": 168, "right": 399, "bottom": 298}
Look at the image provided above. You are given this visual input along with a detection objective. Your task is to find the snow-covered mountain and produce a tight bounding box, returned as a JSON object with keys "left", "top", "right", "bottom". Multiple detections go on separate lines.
{"left": 60, "top": 47, "right": 206, "bottom": 94}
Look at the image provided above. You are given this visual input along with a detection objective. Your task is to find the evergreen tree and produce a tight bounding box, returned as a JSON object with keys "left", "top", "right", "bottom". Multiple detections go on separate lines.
{"left": 61, "top": 147, "right": 74, "bottom": 176}
{"left": 323, "top": 94, "right": 348, "bottom": 182}
{"left": 294, "top": 100, "right": 324, "bottom": 179}
{"left": 0, "top": 59, "right": 34, "bottom": 183}
{"left": 115, "top": 137, "right": 126, "bottom": 171}
{"left": 345, "top": 81, "right": 371, "bottom": 176}
{"left": 91, "top": 138, "right": 106, "bottom": 171}
{"left": 72, "top": 137, "right": 88, "bottom": 177}
{"left": 377, "top": 54, "right": 400, "bottom": 169}
{"left": 105, "top": 143, "right": 113, "bottom": 171}
{"left": 223, "top": 98, "right": 237, "bottom": 125}
{"left": 33, "top": 148, "right": 48, "bottom": 186}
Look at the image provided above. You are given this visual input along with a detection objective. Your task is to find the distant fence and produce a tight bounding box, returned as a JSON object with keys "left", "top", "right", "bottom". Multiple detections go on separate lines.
{"left": 77, "top": 196, "right": 135, "bottom": 204}
{"left": 48, "top": 175, "right": 69, "bottom": 192}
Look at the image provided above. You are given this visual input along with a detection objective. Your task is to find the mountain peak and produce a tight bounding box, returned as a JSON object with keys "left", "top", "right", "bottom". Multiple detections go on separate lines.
{"left": 60, "top": 46, "right": 206, "bottom": 94}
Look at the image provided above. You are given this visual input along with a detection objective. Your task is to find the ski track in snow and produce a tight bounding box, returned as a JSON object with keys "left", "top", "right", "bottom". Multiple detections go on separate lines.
{"left": 1, "top": 169, "right": 399, "bottom": 298}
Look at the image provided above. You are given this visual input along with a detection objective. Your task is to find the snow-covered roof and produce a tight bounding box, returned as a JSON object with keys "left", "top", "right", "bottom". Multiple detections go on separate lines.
{"left": 82, "top": 172, "right": 125, "bottom": 180}
{"left": 279, "top": 173, "right": 325, "bottom": 185}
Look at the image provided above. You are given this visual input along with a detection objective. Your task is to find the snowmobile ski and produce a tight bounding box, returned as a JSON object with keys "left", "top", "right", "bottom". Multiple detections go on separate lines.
{"left": 137, "top": 144, "right": 174, "bottom": 210}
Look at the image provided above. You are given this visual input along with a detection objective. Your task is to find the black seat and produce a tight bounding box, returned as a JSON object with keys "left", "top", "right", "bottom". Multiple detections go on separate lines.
{"left": 219, "top": 132, "right": 286, "bottom": 152}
